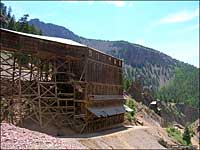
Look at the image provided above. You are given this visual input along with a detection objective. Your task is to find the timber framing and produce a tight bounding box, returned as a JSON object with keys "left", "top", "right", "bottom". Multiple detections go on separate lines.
{"left": 0, "top": 28, "right": 125, "bottom": 133}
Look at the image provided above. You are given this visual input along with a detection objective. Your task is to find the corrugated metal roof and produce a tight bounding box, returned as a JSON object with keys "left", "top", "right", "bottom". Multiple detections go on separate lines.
{"left": 1, "top": 28, "right": 87, "bottom": 47}
{"left": 124, "top": 105, "right": 133, "bottom": 112}
{"left": 87, "top": 105, "right": 125, "bottom": 117}
{"left": 1, "top": 28, "right": 123, "bottom": 61}
{"left": 89, "top": 95, "right": 124, "bottom": 101}
{"left": 150, "top": 101, "right": 157, "bottom": 105}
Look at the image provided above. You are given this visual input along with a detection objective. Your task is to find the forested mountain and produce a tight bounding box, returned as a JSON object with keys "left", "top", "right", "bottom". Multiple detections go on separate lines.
{"left": 157, "top": 65, "right": 199, "bottom": 108}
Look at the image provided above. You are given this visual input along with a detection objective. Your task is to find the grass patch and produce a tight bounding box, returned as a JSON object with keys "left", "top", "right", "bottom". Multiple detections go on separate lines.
{"left": 125, "top": 112, "right": 133, "bottom": 122}
{"left": 158, "top": 138, "right": 168, "bottom": 148}
{"left": 166, "top": 127, "right": 186, "bottom": 145}
{"left": 125, "top": 97, "right": 136, "bottom": 118}
{"left": 124, "top": 97, "right": 137, "bottom": 123}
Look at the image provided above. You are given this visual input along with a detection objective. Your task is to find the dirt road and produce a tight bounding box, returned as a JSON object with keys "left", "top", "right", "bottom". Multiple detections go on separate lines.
{"left": 61, "top": 126, "right": 166, "bottom": 149}
{"left": 1, "top": 122, "right": 167, "bottom": 149}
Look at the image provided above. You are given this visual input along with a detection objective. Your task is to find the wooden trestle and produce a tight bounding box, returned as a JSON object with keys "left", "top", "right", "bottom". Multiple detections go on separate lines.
{"left": 0, "top": 28, "right": 125, "bottom": 133}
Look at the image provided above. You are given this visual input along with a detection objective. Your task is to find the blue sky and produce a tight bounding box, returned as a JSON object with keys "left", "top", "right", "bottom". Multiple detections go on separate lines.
{"left": 3, "top": 1, "right": 199, "bottom": 67}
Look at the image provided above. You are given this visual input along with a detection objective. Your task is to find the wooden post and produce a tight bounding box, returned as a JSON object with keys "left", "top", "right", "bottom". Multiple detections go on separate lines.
{"left": 37, "top": 60, "right": 42, "bottom": 127}
{"left": 18, "top": 56, "right": 22, "bottom": 125}
{"left": 11, "top": 54, "right": 16, "bottom": 124}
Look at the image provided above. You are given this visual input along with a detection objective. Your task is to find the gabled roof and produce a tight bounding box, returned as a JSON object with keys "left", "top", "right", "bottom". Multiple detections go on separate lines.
{"left": 1, "top": 28, "right": 86, "bottom": 47}
{"left": 1, "top": 28, "right": 122, "bottom": 61}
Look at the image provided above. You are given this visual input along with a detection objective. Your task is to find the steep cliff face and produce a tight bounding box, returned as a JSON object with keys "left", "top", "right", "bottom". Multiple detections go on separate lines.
{"left": 157, "top": 102, "right": 199, "bottom": 127}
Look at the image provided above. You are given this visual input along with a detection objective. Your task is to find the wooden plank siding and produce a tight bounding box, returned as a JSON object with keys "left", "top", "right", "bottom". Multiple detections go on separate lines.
{"left": 0, "top": 28, "right": 124, "bottom": 133}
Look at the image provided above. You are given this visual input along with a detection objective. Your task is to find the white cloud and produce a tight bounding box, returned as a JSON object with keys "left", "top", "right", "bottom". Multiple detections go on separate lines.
{"left": 172, "top": 24, "right": 199, "bottom": 35}
{"left": 146, "top": 8, "right": 199, "bottom": 32}
{"left": 159, "top": 8, "right": 199, "bottom": 24}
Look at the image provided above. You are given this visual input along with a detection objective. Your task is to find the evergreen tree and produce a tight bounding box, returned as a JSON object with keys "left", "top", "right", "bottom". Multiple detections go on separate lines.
{"left": 17, "top": 14, "right": 29, "bottom": 33}
{"left": 7, "top": 15, "right": 16, "bottom": 30}
{"left": 123, "top": 77, "right": 132, "bottom": 91}
{"left": 29, "top": 24, "right": 37, "bottom": 34}
{"left": 183, "top": 126, "right": 192, "bottom": 145}
{"left": 1, "top": 3, "right": 7, "bottom": 16}
{"left": 7, "top": 6, "right": 12, "bottom": 19}
{"left": 1, "top": 2, "right": 44, "bottom": 71}
{"left": 0, "top": 2, "right": 8, "bottom": 28}
{"left": 1, "top": 2, "right": 43, "bottom": 34}
{"left": 157, "top": 65, "right": 199, "bottom": 108}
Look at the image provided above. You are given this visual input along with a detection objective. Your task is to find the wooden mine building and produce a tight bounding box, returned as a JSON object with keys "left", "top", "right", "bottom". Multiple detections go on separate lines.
{"left": 0, "top": 28, "right": 125, "bottom": 133}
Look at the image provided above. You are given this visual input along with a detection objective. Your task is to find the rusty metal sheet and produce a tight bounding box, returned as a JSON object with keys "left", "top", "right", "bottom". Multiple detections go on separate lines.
{"left": 87, "top": 105, "right": 125, "bottom": 117}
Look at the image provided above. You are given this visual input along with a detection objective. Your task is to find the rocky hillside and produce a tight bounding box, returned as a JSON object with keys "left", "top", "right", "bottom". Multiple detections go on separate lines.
{"left": 0, "top": 122, "right": 85, "bottom": 149}
{"left": 29, "top": 19, "right": 194, "bottom": 92}
{"left": 0, "top": 122, "right": 168, "bottom": 149}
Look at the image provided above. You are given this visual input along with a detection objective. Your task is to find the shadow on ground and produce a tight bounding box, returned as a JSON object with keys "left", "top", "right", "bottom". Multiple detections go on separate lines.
{"left": 19, "top": 118, "right": 131, "bottom": 138}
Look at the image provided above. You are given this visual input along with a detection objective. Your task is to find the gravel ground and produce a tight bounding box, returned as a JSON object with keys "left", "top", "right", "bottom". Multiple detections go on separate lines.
{"left": 1, "top": 121, "right": 179, "bottom": 149}
{"left": 0, "top": 122, "right": 86, "bottom": 149}
{"left": 1, "top": 122, "right": 165, "bottom": 149}
{"left": 78, "top": 126, "right": 166, "bottom": 149}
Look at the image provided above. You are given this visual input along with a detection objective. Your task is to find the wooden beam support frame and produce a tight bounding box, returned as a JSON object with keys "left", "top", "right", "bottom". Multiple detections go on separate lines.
{"left": 1, "top": 28, "right": 124, "bottom": 134}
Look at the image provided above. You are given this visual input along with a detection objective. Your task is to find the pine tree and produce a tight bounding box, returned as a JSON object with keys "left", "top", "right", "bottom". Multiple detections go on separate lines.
{"left": 7, "top": 15, "right": 16, "bottom": 30}
{"left": 1, "top": 3, "right": 7, "bottom": 16}
{"left": 29, "top": 24, "right": 37, "bottom": 34}
{"left": 17, "top": 14, "right": 29, "bottom": 33}
{"left": 183, "top": 126, "right": 191, "bottom": 145}
{"left": 1, "top": 2, "right": 8, "bottom": 28}
{"left": 7, "top": 6, "right": 12, "bottom": 19}
{"left": 1, "top": 2, "right": 42, "bottom": 35}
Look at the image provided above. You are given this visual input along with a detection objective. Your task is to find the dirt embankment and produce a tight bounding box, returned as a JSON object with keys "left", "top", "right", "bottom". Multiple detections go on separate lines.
{"left": 0, "top": 122, "right": 86, "bottom": 149}
{"left": 133, "top": 98, "right": 199, "bottom": 148}
{"left": 78, "top": 126, "right": 166, "bottom": 149}
{"left": 1, "top": 122, "right": 167, "bottom": 149}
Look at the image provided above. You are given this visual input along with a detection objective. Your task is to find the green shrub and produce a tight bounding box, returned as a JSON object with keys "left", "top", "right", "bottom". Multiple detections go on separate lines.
{"left": 166, "top": 127, "right": 186, "bottom": 145}
{"left": 126, "top": 98, "right": 136, "bottom": 118}
{"left": 125, "top": 112, "right": 132, "bottom": 122}
{"left": 182, "top": 126, "right": 194, "bottom": 146}
{"left": 158, "top": 138, "right": 168, "bottom": 148}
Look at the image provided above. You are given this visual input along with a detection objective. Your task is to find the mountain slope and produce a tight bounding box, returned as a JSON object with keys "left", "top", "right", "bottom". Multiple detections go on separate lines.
{"left": 157, "top": 65, "right": 199, "bottom": 108}
{"left": 28, "top": 19, "right": 196, "bottom": 92}
{"left": 29, "top": 19, "right": 82, "bottom": 42}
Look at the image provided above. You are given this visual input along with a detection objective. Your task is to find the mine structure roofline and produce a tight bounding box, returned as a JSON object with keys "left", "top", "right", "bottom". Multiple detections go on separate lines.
{"left": 0, "top": 28, "right": 122, "bottom": 61}
{"left": 87, "top": 105, "right": 126, "bottom": 117}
